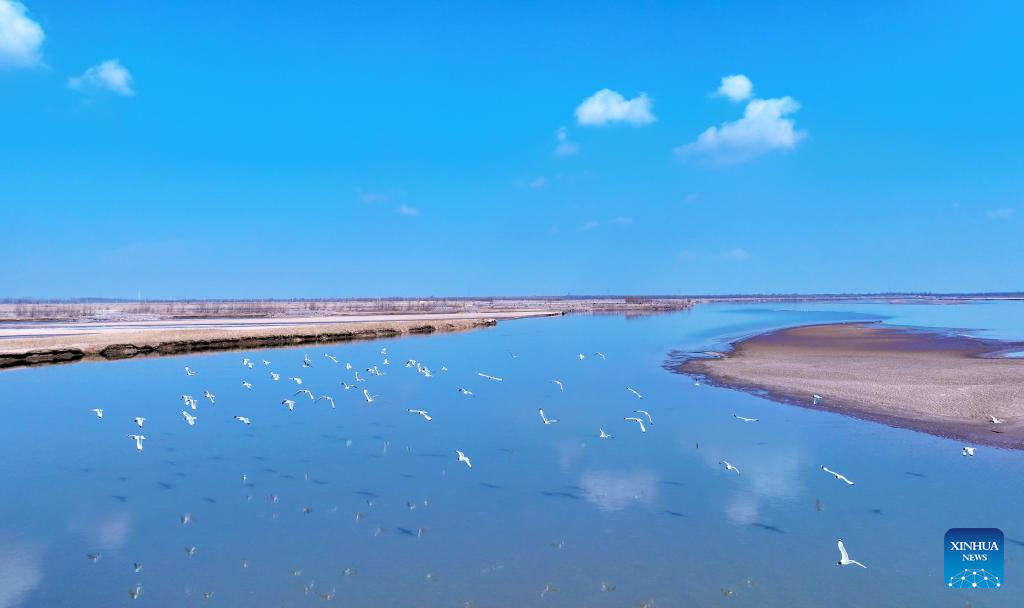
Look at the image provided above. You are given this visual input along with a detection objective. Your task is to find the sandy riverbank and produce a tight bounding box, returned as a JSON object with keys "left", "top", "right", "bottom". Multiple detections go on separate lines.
{"left": 0, "top": 311, "right": 559, "bottom": 369}
{"left": 676, "top": 323, "right": 1024, "bottom": 449}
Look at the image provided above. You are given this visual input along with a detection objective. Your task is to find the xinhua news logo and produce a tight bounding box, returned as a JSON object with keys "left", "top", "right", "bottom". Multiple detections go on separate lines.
{"left": 945, "top": 528, "right": 1003, "bottom": 589}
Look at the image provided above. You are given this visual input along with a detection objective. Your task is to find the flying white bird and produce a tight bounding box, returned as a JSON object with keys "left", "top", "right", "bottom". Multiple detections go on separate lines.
{"left": 821, "top": 465, "right": 855, "bottom": 485}
{"left": 133, "top": 417, "right": 145, "bottom": 428}
{"left": 380, "top": 347, "right": 388, "bottom": 355}
{"left": 90, "top": 408, "right": 104, "bottom": 419}
{"left": 340, "top": 382, "right": 354, "bottom": 390}
{"left": 626, "top": 387, "right": 644, "bottom": 399}
{"left": 317, "top": 395, "right": 335, "bottom": 409}
{"left": 405, "top": 359, "right": 416, "bottom": 368}
{"left": 989, "top": 415, "right": 1005, "bottom": 424}
{"left": 455, "top": 450, "right": 472, "bottom": 469}
{"left": 128, "top": 434, "right": 145, "bottom": 451}
{"left": 180, "top": 395, "right": 197, "bottom": 410}
{"left": 288, "top": 377, "right": 303, "bottom": 385}
{"left": 325, "top": 354, "right": 339, "bottom": 364}
{"left": 624, "top": 417, "right": 647, "bottom": 433}
{"left": 182, "top": 411, "right": 197, "bottom": 426}
{"left": 262, "top": 359, "right": 271, "bottom": 366}
{"left": 633, "top": 409, "right": 654, "bottom": 426}
{"left": 354, "top": 372, "right": 365, "bottom": 383}
{"left": 185, "top": 367, "right": 197, "bottom": 376}
{"left": 478, "top": 372, "right": 503, "bottom": 381}
{"left": 295, "top": 389, "right": 315, "bottom": 400}
{"left": 234, "top": 416, "right": 252, "bottom": 425}
{"left": 836, "top": 539, "right": 867, "bottom": 568}
{"left": 345, "top": 363, "right": 353, "bottom": 370}
{"left": 538, "top": 409, "right": 559, "bottom": 425}
{"left": 962, "top": 446, "right": 976, "bottom": 457}
{"left": 719, "top": 460, "right": 740, "bottom": 474}
{"left": 281, "top": 399, "right": 296, "bottom": 411}
{"left": 408, "top": 409, "right": 432, "bottom": 421}
{"left": 242, "top": 381, "right": 253, "bottom": 390}
{"left": 457, "top": 388, "right": 474, "bottom": 397}
{"left": 203, "top": 390, "right": 215, "bottom": 404}
{"left": 363, "top": 389, "right": 376, "bottom": 404}
{"left": 383, "top": 358, "right": 390, "bottom": 365}
{"left": 270, "top": 372, "right": 280, "bottom": 381}
{"left": 440, "top": 366, "right": 448, "bottom": 372}
{"left": 733, "top": 414, "right": 759, "bottom": 422}
{"left": 242, "top": 357, "right": 252, "bottom": 367}
{"left": 552, "top": 380, "right": 564, "bottom": 392}
{"left": 578, "top": 353, "right": 585, "bottom": 361}
{"left": 302, "top": 354, "right": 312, "bottom": 368}
{"left": 594, "top": 352, "right": 606, "bottom": 360}
{"left": 812, "top": 394, "right": 822, "bottom": 405}
{"left": 599, "top": 428, "right": 613, "bottom": 439}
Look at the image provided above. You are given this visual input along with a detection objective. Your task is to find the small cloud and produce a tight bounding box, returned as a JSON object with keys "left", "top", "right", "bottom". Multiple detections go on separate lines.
{"left": 580, "top": 219, "right": 600, "bottom": 231}
{"left": 68, "top": 59, "right": 135, "bottom": 95}
{"left": 356, "top": 187, "right": 389, "bottom": 204}
{"left": 396, "top": 204, "right": 420, "bottom": 217}
{"left": 553, "top": 126, "right": 580, "bottom": 156}
{"left": 576, "top": 88, "right": 655, "bottom": 126}
{"left": 714, "top": 74, "right": 753, "bottom": 102}
{"left": 724, "top": 247, "right": 751, "bottom": 260}
{"left": 610, "top": 216, "right": 634, "bottom": 225}
{"left": 678, "top": 93, "right": 805, "bottom": 166}
{"left": 683, "top": 193, "right": 701, "bottom": 204}
{"left": 986, "top": 208, "right": 1014, "bottom": 220}
{"left": 0, "top": 0, "right": 44, "bottom": 68}
{"left": 528, "top": 176, "right": 547, "bottom": 189}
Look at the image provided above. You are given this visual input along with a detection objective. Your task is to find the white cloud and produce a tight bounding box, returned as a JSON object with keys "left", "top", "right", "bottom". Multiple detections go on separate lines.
{"left": 396, "top": 204, "right": 420, "bottom": 216}
{"left": 0, "top": 0, "right": 44, "bottom": 68}
{"left": 575, "top": 88, "right": 655, "bottom": 126}
{"left": 579, "top": 219, "right": 599, "bottom": 231}
{"left": 715, "top": 74, "right": 753, "bottom": 102}
{"left": 527, "top": 176, "right": 547, "bottom": 189}
{"left": 356, "top": 187, "right": 389, "bottom": 203}
{"left": 579, "top": 470, "right": 657, "bottom": 512}
{"left": 678, "top": 94, "right": 805, "bottom": 165}
{"left": 724, "top": 247, "right": 751, "bottom": 260}
{"left": 68, "top": 59, "right": 134, "bottom": 95}
{"left": 553, "top": 126, "right": 579, "bottom": 156}
{"left": 986, "top": 208, "right": 1014, "bottom": 220}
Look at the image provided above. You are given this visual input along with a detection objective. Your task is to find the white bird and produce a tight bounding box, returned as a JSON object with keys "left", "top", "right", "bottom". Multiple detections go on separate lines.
{"left": 594, "top": 352, "right": 606, "bottom": 360}
{"left": 380, "top": 347, "right": 388, "bottom": 355}
{"left": 345, "top": 363, "right": 353, "bottom": 370}
{"left": 383, "top": 358, "right": 390, "bottom": 365}
{"left": 325, "top": 354, "right": 339, "bottom": 364}
{"left": 408, "top": 409, "right": 432, "bottom": 421}
{"left": 317, "top": 395, "right": 336, "bottom": 409}
{"left": 821, "top": 465, "right": 855, "bottom": 485}
{"left": 405, "top": 359, "right": 417, "bottom": 368}
{"left": 578, "top": 353, "right": 585, "bottom": 361}
{"left": 962, "top": 446, "right": 976, "bottom": 457}
{"left": 340, "top": 382, "right": 354, "bottom": 390}
{"left": 184, "top": 366, "right": 197, "bottom": 376}
{"left": 234, "top": 416, "right": 251, "bottom": 426}
{"left": 182, "top": 411, "right": 197, "bottom": 426}
{"left": 180, "top": 395, "right": 197, "bottom": 410}
{"left": 733, "top": 414, "right": 759, "bottom": 422}
{"left": 302, "top": 354, "right": 312, "bottom": 368}
{"left": 288, "top": 377, "right": 302, "bottom": 385}
{"left": 363, "top": 389, "right": 376, "bottom": 404}
{"left": 455, "top": 450, "right": 472, "bottom": 469}
{"left": 599, "top": 428, "right": 613, "bottom": 439}
{"left": 242, "top": 357, "right": 252, "bottom": 367}
{"left": 270, "top": 372, "right": 280, "bottom": 381}
{"left": 457, "top": 388, "right": 474, "bottom": 397}
{"left": 478, "top": 372, "right": 503, "bottom": 381}
{"left": 552, "top": 380, "right": 564, "bottom": 392}
{"left": 133, "top": 417, "right": 145, "bottom": 428}
{"left": 295, "top": 389, "right": 315, "bottom": 400}
{"left": 989, "top": 415, "right": 1005, "bottom": 424}
{"left": 836, "top": 539, "right": 867, "bottom": 568}
{"left": 354, "top": 372, "right": 365, "bottom": 383}
{"left": 440, "top": 366, "right": 448, "bottom": 372}
{"left": 633, "top": 409, "right": 654, "bottom": 426}
{"left": 719, "top": 460, "right": 740, "bottom": 474}
{"left": 538, "top": 409, "right": 559, "bottom": 425}
{"left": 624, "top": 417, "right": 647, "bottom": 433}
{"left": 626, "top": 387, "right": 644, "bottom": 399}
{"left": 812, "top": 394, "right": 822, "bottom": 405}
{"left": 262, "top": 359, "right": 271, "bottom": 366}
{"left": 281, "top": 399, "right": 296, "bottom": 411}
{"left": 90, "top": 408, "right": 104, "bottom": 419}
{"left": 128, "top": 434, "right": 145, "bottom": 451}
{"left": 242, "top": 381, "right": 253, "bottom": 390}
{"left": 203, "top": 390, "right": 216, "bottom": 404}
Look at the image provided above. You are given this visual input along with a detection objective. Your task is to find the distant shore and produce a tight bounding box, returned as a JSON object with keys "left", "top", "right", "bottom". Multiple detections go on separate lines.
{"left": 676, "top": 323, "right": 1024, "bottom": 449}
{"left": 0, "top": 311, "right": 558, "bottom": 370}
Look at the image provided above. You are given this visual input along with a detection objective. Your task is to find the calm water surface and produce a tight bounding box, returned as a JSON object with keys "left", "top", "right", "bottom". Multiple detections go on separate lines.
{"left": 1, "top": 302, "right": 1022, "bottom": 607}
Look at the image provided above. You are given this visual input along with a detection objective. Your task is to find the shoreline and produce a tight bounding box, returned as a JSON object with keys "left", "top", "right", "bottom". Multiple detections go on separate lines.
{"left": 0, "top": 311, "right": 559, "bottom": 370}
{"left": 673, "top": 322, "right": 1024, "bottom": 449}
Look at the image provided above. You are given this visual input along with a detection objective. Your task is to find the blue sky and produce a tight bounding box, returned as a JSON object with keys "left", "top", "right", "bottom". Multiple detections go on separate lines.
{"left": 2, "top": 1, "right": 1021, "bottom": 298}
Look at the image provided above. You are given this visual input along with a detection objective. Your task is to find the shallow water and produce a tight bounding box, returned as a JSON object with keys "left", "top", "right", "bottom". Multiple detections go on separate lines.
{"left": 1, "top": 302, "right": 1022, "bottom": 607}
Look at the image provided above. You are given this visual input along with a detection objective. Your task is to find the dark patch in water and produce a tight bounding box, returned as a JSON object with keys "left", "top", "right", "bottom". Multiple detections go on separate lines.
{"left": 751, "top": 523, "right": 785, "bottom": 534}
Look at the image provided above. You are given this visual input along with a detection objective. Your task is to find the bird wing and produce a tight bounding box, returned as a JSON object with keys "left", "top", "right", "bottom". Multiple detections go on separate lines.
{"left": 838, "top": 540, "right": 850, "bottom": 562}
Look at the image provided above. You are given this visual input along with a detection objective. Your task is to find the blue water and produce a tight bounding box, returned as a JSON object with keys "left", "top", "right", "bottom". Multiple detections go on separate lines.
{"left": 1, "top": 302, "right": 1022, "bottom": 607}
